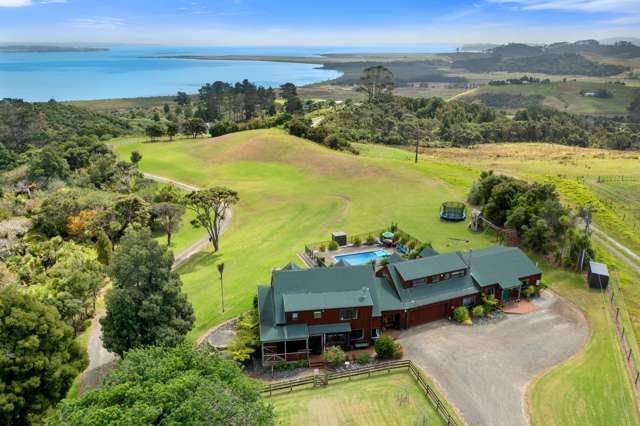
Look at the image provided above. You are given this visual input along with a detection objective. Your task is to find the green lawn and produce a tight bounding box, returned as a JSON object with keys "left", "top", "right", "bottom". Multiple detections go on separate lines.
{"left": 113, "top": 130, "right": 640, "bottom": 423}
{"left": 461, "top": 81, "right": 640, "bottom": 116}
{"left": 269, "top": 371, "right": 447, "bottom": 426}
{"left": 114, "top": 129, "right": 494, "bottom": 339}
{"left": 529, "top": 260, "right": 640, "bottom": 426}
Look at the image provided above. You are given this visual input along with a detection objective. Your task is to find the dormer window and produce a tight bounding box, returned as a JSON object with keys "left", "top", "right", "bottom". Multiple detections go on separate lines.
{"left": 313, "top": 311, "right": 322, "bottom": 319}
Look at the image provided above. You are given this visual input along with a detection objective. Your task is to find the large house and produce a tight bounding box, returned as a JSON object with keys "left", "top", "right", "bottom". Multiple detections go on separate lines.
{"left": 257, "top": 246, "right": 542, "bottom": 366}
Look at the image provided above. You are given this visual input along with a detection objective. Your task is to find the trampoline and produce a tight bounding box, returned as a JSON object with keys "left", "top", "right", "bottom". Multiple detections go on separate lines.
{"left": 440, "top": 201, "right": 466, "bottom": 221}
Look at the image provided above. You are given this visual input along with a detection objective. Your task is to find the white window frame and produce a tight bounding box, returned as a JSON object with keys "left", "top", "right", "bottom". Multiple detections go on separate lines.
{"left": 462, "top": 296, "right": 476, "bottom": 307}
{"left": 291, "top": 312, "right": 299, "bottom": 320}
{"left": 313, "top": 310, "right": 322, "bottom": 320}
{"left": 340, "top": 308, "right": 358, "bottom": 320}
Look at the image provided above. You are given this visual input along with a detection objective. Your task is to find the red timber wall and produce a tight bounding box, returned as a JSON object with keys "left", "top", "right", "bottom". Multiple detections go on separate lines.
{"left": 285, "top": 306, "right": 375, "bottom": 339}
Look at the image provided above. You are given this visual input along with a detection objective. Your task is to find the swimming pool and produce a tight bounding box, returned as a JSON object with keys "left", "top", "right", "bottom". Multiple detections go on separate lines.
{"left": 334, "top": 249, "right": 389, "bottom": 266}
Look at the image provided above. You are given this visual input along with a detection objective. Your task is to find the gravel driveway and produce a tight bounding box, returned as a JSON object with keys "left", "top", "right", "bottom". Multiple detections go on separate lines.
{"left": 399, "top": 291, "right": 589, "bottom": 426}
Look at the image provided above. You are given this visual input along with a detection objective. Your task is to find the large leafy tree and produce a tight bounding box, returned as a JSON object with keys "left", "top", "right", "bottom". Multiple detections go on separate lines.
{"left": 183, "top": 187, "right": 238, "bottom": 253}
{"left": 91, "top": 194, "right": 151, "bottom": 243}
{"left": 0, "top": 286, "right": 86, "bottom": 426}
{"left": 27, "top": 146, "right": 70, "bottom": 185}
{"left": 279, "top": 82, "right": 303, "bottom": 114}
{"left": 55, "top": 344, "right": 273, "bottom": 425}
{"left": 100, "top": 228, "right": 194, "bottom": 356}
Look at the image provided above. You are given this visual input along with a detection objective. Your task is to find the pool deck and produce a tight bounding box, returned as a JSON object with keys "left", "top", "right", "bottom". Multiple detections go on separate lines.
{"left": 304, "top": 244, "right": 396, "bottom": 267}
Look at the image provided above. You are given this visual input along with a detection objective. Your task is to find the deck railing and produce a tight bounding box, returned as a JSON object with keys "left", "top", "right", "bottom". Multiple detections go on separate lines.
{"left": 305, "top": 228, "right": 425, "bottom": 255}
{"left": 263, "top": 359, "right": 459, "bottom": 426}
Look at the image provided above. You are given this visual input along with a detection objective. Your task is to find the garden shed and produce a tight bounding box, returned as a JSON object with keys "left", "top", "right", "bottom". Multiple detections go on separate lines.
{"left": 331, "top": 231, "right": 347, "bottom": 246}
{"left": 588, "top": 261, "right": 609, "bottom": 290}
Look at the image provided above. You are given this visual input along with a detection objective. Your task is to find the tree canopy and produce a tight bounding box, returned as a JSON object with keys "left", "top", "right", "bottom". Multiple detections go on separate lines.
{"left": 100, "top": 228, "right": 194, "bottom": 356}
{"left": 0, "top": 286, "right": 86, "bottom": 426}
{"left": 55, "top": 344, "right": 273, "bottom": 426}
{"left": 183, "top": 187, "right": 238, "bottom": 253}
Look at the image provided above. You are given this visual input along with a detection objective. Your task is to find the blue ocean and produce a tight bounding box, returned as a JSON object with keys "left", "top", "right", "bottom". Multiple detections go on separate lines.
{"left": 0, "top": 45, "right": 453, "bottom": 102}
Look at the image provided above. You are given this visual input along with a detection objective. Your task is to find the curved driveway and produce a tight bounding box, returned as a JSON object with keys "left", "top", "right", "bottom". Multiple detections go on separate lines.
{"left": 399, "top": 291, "right": 588, "bottom": 426}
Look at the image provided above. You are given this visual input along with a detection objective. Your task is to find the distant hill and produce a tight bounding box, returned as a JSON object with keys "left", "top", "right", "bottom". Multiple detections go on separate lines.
{"left": 485, "top": 40, "right": 640, "bottom": 59}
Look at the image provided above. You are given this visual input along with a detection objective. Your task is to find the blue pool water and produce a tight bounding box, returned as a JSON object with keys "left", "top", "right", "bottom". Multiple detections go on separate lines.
{"left": 335, "top": 250, "right": 389, "bottom": 266}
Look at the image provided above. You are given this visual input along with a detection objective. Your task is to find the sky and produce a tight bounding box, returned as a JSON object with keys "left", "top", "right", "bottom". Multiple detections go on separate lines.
{"left": 0, "top": 0, "right": 639, "bottom": 46}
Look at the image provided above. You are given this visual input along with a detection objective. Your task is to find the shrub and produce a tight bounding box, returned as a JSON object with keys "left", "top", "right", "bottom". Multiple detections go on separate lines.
{"left": 407, "top": 240, "right": 417, "bottom": 250}
{"left": 324, "top": 346, "right": 346, "bottom": 366}
{"left": 522, "top": 286, "right": 536, "bottom": 298}
{"left": 471, "top": 305, "right": 485, "bottom": 318}
{"left": 274, "top": 359, "right": 309, "bottom": 371}
{"left": 452, "top": 306, "right": 470, "bottom": 323}
{"left": 482, "top": 294, "right": 499, "bottom": 313}
{"left": 374, "top": 335, "right": 402, "bottom": 360}
{"left": 352, "top": 236, "right": 362, "bottom": 246}
{"left": 328, "top": 240, "right": 339, "bottom": 251}
{"left": 356, "top": 352, "right": 372, "bottom": 364}
{"left": 399, "top": 236, "right": 408, "bottom": 246}
{"left": 365, "top": 234, "right": 376, "bottom": 245}
{"left": 318, "top": 244, "right": 326, "bottom": 252}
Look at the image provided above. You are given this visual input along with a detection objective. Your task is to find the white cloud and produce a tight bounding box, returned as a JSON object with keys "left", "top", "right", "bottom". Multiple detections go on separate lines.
{"left": 40, "top": 0, "right": 67, "bottom": 4}
{"left": 69, "top": 17, "right": 125, "bottom": 30}
{"left": 487, "top": 0, "right": 640, "bottom": 26}
{"left": 0, "top": 0, "right": 33, "bottom": 7}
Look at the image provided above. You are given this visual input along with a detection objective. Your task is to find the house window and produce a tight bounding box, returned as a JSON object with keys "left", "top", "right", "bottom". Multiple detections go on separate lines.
{"left": 451, "top": 270, "right": 466, "bottom": 278}
{"left": 371, "top": 328, "right": 381, "bottom": 338}
{"left": 351, "top": 329, "right": 364, "bottom": 340}
{"left": 340, "top": 308, "right": 358, "bottom": 320}
{"left": 291, "top": 312, "right": 299, "bottom": 320}
{"left": 462, "top": 296, "right": 476, "bottom": 307}
{"left": 413, "top": 278, "right": 427, "bottom": 286}
{"left": 486, "top": 287, "right": 495, "bottom": 297}
{"left": 313, "top": 311, "right": 322, "bottom": 320}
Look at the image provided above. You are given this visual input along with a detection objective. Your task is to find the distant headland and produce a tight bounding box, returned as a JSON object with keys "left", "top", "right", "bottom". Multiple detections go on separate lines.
{"left": 0, "top": 45, "right": 109, "bottom": 53}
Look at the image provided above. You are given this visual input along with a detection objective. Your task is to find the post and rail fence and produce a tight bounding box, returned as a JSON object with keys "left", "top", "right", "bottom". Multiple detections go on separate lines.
{"left": 606, "top": 280, "right": 640, "bottom": 397}
{"left": 263, "top": 359, "right": 459, "bottom": 426}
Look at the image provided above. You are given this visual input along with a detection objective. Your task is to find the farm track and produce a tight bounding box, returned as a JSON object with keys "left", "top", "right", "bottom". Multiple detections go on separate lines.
{"left": 591, "top": 225, "right": 640, "bottom": 275}
{"left": 78, "top": 173, "right": 232, "bottom": 394}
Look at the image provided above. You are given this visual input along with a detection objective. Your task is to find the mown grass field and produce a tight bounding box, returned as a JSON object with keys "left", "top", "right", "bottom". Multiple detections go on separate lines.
{"left": 113, "top": 130, "right": 639, "bottom": 425}
{"left": 459, "top": 81, "right": 640, "bottom": 116}
{"left": 269, "top": 371, "right": 448, "bottom": 426}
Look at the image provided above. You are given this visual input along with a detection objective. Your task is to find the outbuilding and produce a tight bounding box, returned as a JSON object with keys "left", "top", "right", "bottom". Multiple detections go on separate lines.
{"left": 588, "top": 261, "right": 609, "bottom": 290}
{"left": 331, "top": 231, "right": 347, "bottom": 246}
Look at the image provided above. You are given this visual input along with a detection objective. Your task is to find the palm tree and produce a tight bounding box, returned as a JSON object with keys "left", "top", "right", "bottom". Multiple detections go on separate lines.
{"left": 217, "top": 262, "right": 225, "bottom": 313}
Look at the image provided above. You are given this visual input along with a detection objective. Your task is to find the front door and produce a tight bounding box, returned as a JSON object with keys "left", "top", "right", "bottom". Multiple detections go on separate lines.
{"left": 502, "top": 289, "right": 511, "bottom": 302}
{"left": 309, "top": 335, "right": 323, "bottom": 355}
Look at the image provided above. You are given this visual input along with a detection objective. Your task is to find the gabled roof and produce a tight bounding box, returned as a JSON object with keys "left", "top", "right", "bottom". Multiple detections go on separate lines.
{"left": 419, "top": 246, "right": 439, "bottom": 258}
{"left": 280, "top": 262, "right": 300, "bottom": 271}
{"left": 282, "top": 289, "right": 373, "bottom": 312}
{"left": 468, "top": 246, "right": 541, "bottom": 288}
{"left": 387, "top": 252, "right": 405, "bottom": 264}
{"left": 393, "top": 252, "right": 467, "bottom": 281}
{"left": 271, "top": 264, "right": 378, "bottom": 324}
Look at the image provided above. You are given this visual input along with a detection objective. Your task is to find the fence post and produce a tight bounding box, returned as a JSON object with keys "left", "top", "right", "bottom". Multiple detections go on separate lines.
{"left": 635, "top": 372, "right": 639, "bottom": 385}
{"left": 628, "top": 349, "right": 633, "bottom": 361}
{"left": 622, "top": 327, "right": 625, "bottom": 339}
{"left": 616, "top": 307, "right": 620, "bottom": 321}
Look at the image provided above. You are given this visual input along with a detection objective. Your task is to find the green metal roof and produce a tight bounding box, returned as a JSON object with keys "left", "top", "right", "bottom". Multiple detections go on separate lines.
{"left": 469, "top": 246, "right": 541, "bottom": 288}
{"left": 258, "top": 286, "right": 310, "bottom": 342}
{"left": 271, "top": 265, "right": 377, "bottom": 324}
{"left": 387, "top": 252, "right": 405, "bottom": 264}
{"left": 419, "top": 246, "right": 439, "bottom": 258}
{"left": 282, "top": 289, "right": 373, "bottom": 312}
{"left": 308, "top": 323, "right": 351, "bottom": 335}
{"left": 393, "top": 252, "right": 468, "bottom": 281}
{"left": 280, "top": 262, "right": 300, "bottom": 271}
{"left": 499, "top": 277, "right": 524, "bottom": 290}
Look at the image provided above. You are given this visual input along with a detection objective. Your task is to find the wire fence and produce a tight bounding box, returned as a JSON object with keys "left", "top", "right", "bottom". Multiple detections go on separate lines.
{"left": 605, "top": 278, "right": 640, "bottom": 395}
{"left": 263, "top": 359, "right": 459, "bottom": 426}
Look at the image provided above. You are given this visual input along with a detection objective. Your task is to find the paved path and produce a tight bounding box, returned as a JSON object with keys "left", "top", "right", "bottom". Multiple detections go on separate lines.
{"left": 399, "top": 291, "right": 589, "bottom": 426}
{"left": 590, "top": 225, "right": 640, "bottom": 275}
{"left": 79, "top": 173, "right": 232, "bottom": 394}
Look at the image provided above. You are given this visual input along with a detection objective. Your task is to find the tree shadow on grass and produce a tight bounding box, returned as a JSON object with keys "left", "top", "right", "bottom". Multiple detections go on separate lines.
{"left": 176, "top": 251, "right": 222, "bottom": 275}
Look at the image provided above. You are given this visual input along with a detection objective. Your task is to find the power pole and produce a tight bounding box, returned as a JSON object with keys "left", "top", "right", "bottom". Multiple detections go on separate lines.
{"left": 578, "top": 204, "right": 594, "bottom": 272}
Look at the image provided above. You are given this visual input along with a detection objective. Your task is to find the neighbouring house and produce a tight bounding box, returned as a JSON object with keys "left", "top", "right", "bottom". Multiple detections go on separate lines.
{"left": 257, "top": 246, "right": 542, "bottom": 366}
